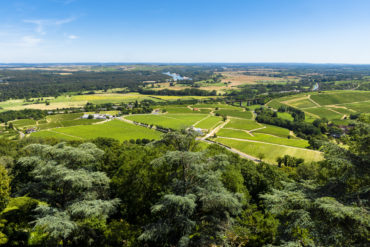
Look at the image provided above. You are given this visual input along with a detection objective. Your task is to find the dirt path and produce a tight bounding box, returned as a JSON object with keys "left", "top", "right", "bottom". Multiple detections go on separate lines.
{"left": 193, "top": 114, "right": 211, "bottom": 127}
{"left": 308, "top": 95, "right": 321, "bottom": 107}
{"left": 326, "top": 108, "right": 344, "bottom": 117}
{"left": 201, "top": 119, "right": 230, "bottom": 140}
{"left": 249, "top": 126, "right": 266, "bottom": 132}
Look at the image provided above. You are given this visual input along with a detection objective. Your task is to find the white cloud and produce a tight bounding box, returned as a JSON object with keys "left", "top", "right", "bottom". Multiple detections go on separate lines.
{"left": 68, "top": 34, "right": 78, "bottom": 39}
{"left": 24, "top": 17, "right": 75, "bottom": 34}
{"left": 21, "top": 36, "right": 42, "bottom": 46}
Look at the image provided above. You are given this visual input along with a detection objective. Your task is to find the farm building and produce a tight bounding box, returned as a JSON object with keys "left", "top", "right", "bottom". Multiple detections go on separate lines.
{"left": 25, "top": 128, "right": 37, "bottom": 134}
{"left": 81, "top": 114, "right": 112, "bottom": 120}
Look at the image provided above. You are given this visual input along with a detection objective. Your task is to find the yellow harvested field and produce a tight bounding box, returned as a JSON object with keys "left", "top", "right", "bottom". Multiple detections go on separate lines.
{"left": 218, "top": 71, "right": 286, "bottom": 85}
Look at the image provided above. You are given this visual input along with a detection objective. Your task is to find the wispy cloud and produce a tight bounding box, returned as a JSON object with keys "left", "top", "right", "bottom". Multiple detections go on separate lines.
{"left": 68, "top": 34, "right": 78, "bottom": 39}
{"left": 21, "top": 36, "right": 43, "bottom": 46}
{"left": 24, "top": 17, "right": 75, "bottom": 34}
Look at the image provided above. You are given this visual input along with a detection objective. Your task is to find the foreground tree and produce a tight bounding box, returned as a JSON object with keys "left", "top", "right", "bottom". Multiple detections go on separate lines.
{"left": 139, "top": 132, "right": 243, "bottom": 246}
{"left": 17, "top": 143, "right": 119, "bottom": 246}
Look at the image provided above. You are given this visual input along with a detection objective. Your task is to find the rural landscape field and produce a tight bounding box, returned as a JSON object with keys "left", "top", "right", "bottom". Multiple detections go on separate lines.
{"left": 0, "top": 0, "right": 369, "bottom": 246}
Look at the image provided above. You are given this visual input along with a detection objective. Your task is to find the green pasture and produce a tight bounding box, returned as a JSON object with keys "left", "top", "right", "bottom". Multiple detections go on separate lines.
{"left": 125, "top": 113, "right": 208, "bottom": 129}
{"left": 253, "top": 124, "right": 291, "bottom": 138}
{"left": 304, "top": 107, "right": 342, "bottom": 120}
{"left": 11, "top": 119, "right": 37, "bottom": 128}
{"left": 32, "top": 120, "right": 161, "bottom": 141}
{"left": 224, "top": 118, "right": 262, "bottom": 130}
{"left": 194, "top": 116, "right": 222, "bottom": 129}
{"left": 216, "top": 129, "right": 308, "bottom": 148}
{"left": 289, "top": 98, "right": 317, "bottom": 108}
{"left": 215, "top": 109, "right": 253, "bottom": 119}
{"left": 343, "top": 101, "right": 370, "bottom": 113}
{"left": 215, "top": 138, "right": 323, "bottom": 164}
{"left": 277, "top": 112, "right": 294, "bottom": 121}
{"left": 310, "top": 91, "right": 370, "bottom": 106}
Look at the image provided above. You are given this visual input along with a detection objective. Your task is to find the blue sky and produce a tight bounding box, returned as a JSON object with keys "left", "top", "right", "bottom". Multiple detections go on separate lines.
{"left": 1, "top": 0, "right": 370, "bottom": 63}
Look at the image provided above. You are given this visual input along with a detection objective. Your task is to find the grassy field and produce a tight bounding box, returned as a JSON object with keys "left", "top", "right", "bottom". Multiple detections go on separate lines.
{"left": 194, "top": 116, "right": 222, "bottom": 129}
{"left": 310, "top": 91, "right": 370, "bottom": 106}
{"left": 32, "top": 120, "right": 161, "bottom": 141}
{"left": 268, "top": 91, "right": 370, "bottom": 122}
{"left": 253, "top": 124, "right": 291, "bottom": 138}
{"left": 343, "top": 101, "right": 370, "bottom": 113}
{"left": 215, "top": 109, "right": 253, "bottom": 119}
{"left": 125, "top": 113, "right": 208, "bottom": 129}
{"left": 304, "top": 107, "right": 343, "bottom": 120}
{"left": 11, "top": 119, "right": 37, "bottom": 127}
{"left": 224, "top": 118, "right": 262, "bottom": 130}
{"left": 216, "top": 129, "right": 308, "bottom": 148}
{"left": 215, "top": 137, "right": 322, "bottom": 164}
{"left": 288, "top": 98, "right": 318, "bottom": 108}
{"left": 277, "top": 112, "right": 294, "bottom": 121}
{"left": 191, "top": 103, "right": 241, "bottom": 109}
{"left": 158, "top": 105, "right": 211, "bottom": 114}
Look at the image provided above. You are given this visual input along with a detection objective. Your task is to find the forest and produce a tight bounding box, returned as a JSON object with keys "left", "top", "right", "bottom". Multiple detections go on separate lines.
{"left": 0, "top": 70, "right": 170, "bottom": 101}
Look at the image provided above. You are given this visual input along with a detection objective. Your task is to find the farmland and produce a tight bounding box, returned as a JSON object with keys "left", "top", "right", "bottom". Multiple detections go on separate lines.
{"left": 215, "top": 137, "right": 322, "bottom": 164}
{"left": 2, "top": 99, "right": 326, "bottom": 165}
{"left": 3, "top": 89, "right": 369, "bottom": 165}
{"left": 268, "top": 90, "right": 370, "bottom": 122}
{"left": 0, "top": 92, "right": 219, "bottom": 112}
{"left": 32, "top": 120, "right": 162, "bottom": 141}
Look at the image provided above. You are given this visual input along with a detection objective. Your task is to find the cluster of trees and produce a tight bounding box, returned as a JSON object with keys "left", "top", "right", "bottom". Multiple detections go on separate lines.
{"left": 84, "top": 101, "right": 153, "bottom": 115}
{"left": 0, "top": 119, "right": 368, "bottom": 246}
{"left": 277, "top": 105, "right": 305, "bottom": 121}
{"left": 0, "top": 109, "right": 47, "bottom": 124}
{"left": 139, "top": 88, "right": 217, "bottom": 96}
